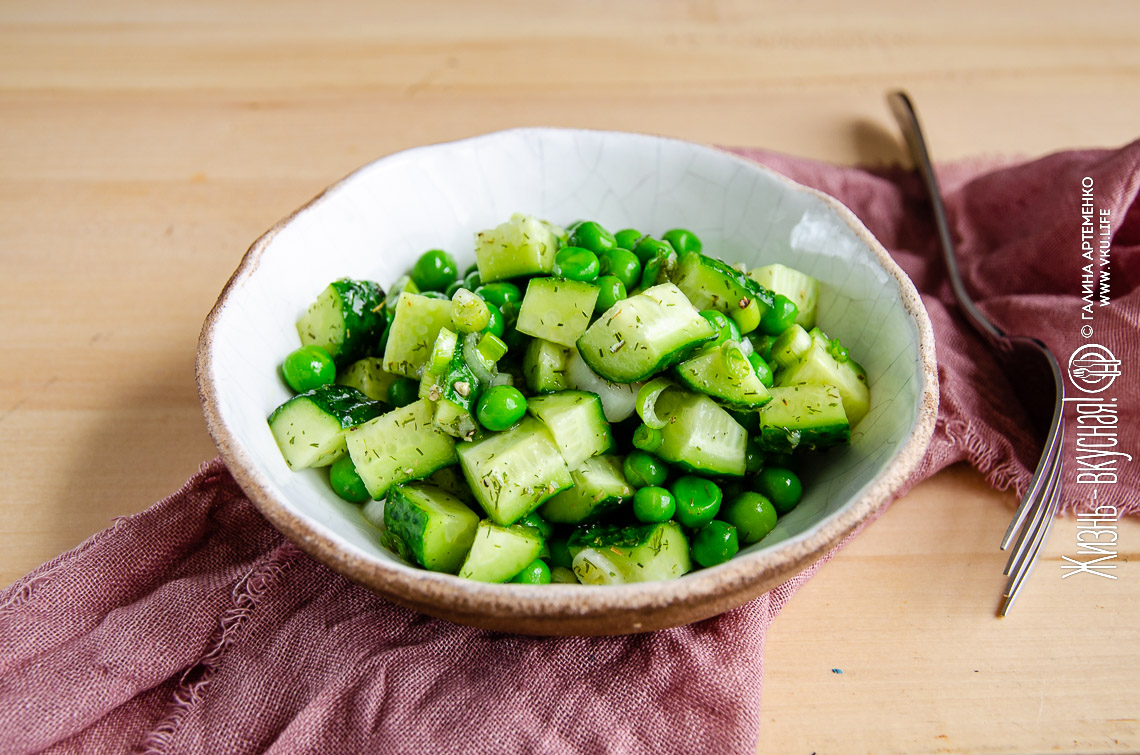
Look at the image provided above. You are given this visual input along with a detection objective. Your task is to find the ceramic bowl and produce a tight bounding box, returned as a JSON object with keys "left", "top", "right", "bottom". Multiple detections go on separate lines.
{"left": 197, "top": 128, "right": 938, "bottom": 636}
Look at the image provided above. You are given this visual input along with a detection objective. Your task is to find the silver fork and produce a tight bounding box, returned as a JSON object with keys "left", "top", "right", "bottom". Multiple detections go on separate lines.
{"left": 887, "top": 91, "right": 1066, "bottom": 616}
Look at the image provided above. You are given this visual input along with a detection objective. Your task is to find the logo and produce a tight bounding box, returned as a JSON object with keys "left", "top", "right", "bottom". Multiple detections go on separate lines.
{"left": 1068, "top": 343, "right": 1121, "bottom": 394}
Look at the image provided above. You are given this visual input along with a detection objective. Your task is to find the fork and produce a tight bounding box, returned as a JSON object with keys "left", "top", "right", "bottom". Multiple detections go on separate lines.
{"left": 887, "top": 91, "right": 1066, "bottom": 616}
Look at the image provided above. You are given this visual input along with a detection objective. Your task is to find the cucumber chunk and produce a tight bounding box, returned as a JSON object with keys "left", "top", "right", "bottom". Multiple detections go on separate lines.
{"left": 748, "top": 263, "right": 821, "bottom": 329}
{"left": 654, "top": 386, "right": 748, "bottom": 476}
{"left": 384, "top": 482, "right": 480, "bottom": 574}
{"left": 474, "top": 213, "right": 559, "bottom": 282}
{"left": 569, "top": 521, "right": 691, "bottom": 584}
{"left": 382, "top": 292, "right": 455, "bottom": 378}
{"left": 515, "top": 277, "right": 600, "bottom": 348}
{"left": 457, "top": 520, "right": 545, "bottom": 582}
{"left": 539, "top": 454, "right": 633, "bottom": 524}
{"left": 296, "top": 279, "right": 386, "bottom": 366}
{"left": 523, "top": 338, "right": 571, "bottom": 394}
{"left": 268, "top": 385, "right": 385, "bottom": 470}
{"left": 345, "top": 399, "right": 459, "bottom": 500}
{"left": 525, "top": 390, "right": 613, "bottom": 467}
{"left": 776, "top": 334, "right": 871, "bottom": 426}
{"left": 758, "top": 383, "right": 850, "bottom": 453}
{"left": 669, "top": 252, "right": 772, "bottom": 335}
{"left": 457, "top": 416, "right": 573, "bottom": 525}
{"left": 336, "top": 357, "right": 399, "bottom": 402}
{"left": 673, "top": 340, "right": 772, "bottom": 410}
{"left": 576, "top": 282, "right": 716, "bottom": 383}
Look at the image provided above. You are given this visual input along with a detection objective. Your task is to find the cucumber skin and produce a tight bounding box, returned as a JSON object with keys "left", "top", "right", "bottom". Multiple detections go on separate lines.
{"left": 300, "top": 279, "right": 386, "bottom": 366}
{"left": 758, "top": 383, "right": 850, "bottom": 453}
{"left": 457, "top": 521, "right": 545, "bottom": 582}
{"left": 345, "top": 399, "right": 459, "bottom": 500}
{"left": 383, "top": 483, "right": 480, "bottom": 574}
{"left": 268, "top": 384, "right": 384, "bottom": 429}
{"left": 568, "top": 521, "right": 692, "bottom": 583}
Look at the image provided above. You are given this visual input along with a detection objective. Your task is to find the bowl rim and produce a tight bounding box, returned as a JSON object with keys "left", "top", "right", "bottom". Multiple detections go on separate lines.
{"left": 196, "top": 126, "right": 939, "bottom": 634}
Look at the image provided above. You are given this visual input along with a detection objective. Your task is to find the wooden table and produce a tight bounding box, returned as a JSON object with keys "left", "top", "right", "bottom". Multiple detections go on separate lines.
{"left": 2, "top": 2, "right": 1137, "bottom": 752}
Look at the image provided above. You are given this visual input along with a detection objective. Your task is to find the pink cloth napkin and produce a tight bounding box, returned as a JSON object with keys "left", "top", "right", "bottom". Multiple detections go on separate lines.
{"left": 2, "top": 143, "right": 1138, "bottom": 754}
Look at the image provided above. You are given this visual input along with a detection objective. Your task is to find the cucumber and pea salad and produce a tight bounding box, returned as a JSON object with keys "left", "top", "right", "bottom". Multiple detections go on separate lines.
{"left": 267, "top": 213, "right": 871, "bottom": 585}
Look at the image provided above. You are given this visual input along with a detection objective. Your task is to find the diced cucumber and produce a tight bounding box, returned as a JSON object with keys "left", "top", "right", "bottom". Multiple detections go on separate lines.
{"left": 457, "top": 520, "right": 545, "bottom": 583}
{"left": 456, "top": 416, "right": 573, "bottom": 525}
{"left": 776, "top": 334, "right": 871, "bottom": 426}
{"left": 345, "top": 399, "right": 458, "bottom": 499}
{"left": 296, "top": 279, "right": 386, "bottom": 366}
{"left": 539, "top": 454, "right": 633, "bottom": 524}
{"left": 525, "top": 390, "right": 613, "bottom": 467}
{"left": 424, "top": 465, "right": 478, "bottom": 508}
{"left": 382, "top": 292, "right": 454, "bottom": 378}
{"left": 383, "top": 482, "right": 480, "bottom": 574}
{"left": 654, "top": 386, "right": 748, "bottom": 476}
{"left": 515, "top": 277, "right": 599, "bottom": 348}
{"left": 336, "top": 357, "right": 399, "bottom": 402}
{"left": 523, "top": 338, "right": 571, "bottom": 394}
{"left": 576, "top": 282, "right": 716, "bottom": 383}
{"left": 268, "top": 385, "right": 385, "bottom": 470}
{"left": 673, "top": 340, "right": 772, "bottom": 410}
{"left": 669, "top": 252, "right": 772, "bottom": 335}
{"left": 758, "top": 383, "right": 850, "bottom": 452}
{"left": 569, "top": 521, "right": 691, "bottom": 584}
{"left": 748, "top": 263, "right": 821, "bottom": 329}
{"left": 474, "top": 213, "right": 559, "bottom": 282}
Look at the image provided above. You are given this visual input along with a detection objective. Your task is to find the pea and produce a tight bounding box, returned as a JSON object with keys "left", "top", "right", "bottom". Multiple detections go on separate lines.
{"left": 329, "top": 455, "right": 370, "bottom": 504}
{"left": 633, "top": 486, "right": 676, "bottom": 524}
{"left": 511, "top": 559, "right": 552, "bottom": 584}
{"left": 568, "top": 221, "right": 616, "bottom": 255}
{"left": 691, "top": 521, "right": 739, "bottom": 567}
{"left": 758, "top": 294, "right": 799, "bottom": 336}
{"left": 613, "top": 228, "right": 643, "bottom": 250}
{"left": 748, "top": 352, "right": 774, "bottom": 387}
{"left": 444, "top": 280, "right": 465, "bottom": 299}
{"left": 749, "top": 333, "right": 775, "bottom": 361}
{"left": 476, "top": 282, "right": 523, "bottom": 317}
{"left": 463, "top": 261, "right": 480, "bottom": 278}
{"left": 518, "top": 511, "right": 554, "bottom": 540}
{"left": 699, "top": 310, "right": 735, "bottom": 348}
{"left": 476, "top": 385, "right": 527, "bottom": 431}
{"left": 594, "top": 275, "right": 627, "bottom": 313}
{"left": 410, "top": 249, "right": 459, "bottom": 292}
{"left": 754, "top": 467, "right": 803, "bottom": 514}
{"left": 553, "top": 246, "right": 601, "bottom": 282}
{"left": 745, "top": 439, "right": 764, "bottom": 474}
{"left": 386, "top": 377, "right": 419, "bottom": 408}
{"left": 281, "top": 345, "right": 336, "bottom": 393}
{"left": 598, "top": 247, "right": 642, "bottom": 289}
{"left": 482, "top": 301, "right": 505, "bottom": 338}
{"left": 663, "top": 228, "right": 702, "bottom": 255}
{"left": 631, "top": 236, "right": 673, "bottom": 265}
{"left": 631, "top": 424, "right": 663, "bottom": 453}
{"left": 623, "top": 450, "right": 668, "bottom": 488}
{"left": 721, "top": 492, "right": 778, "bottom": 545}
{"left": 419, "top": 291, "right": 450, "bottom": 301}
{"left": 671, "top": 475, "right": 723, "bottom": 529}
{"left": 464, "top": 269, "right": 483, "bottom": 291}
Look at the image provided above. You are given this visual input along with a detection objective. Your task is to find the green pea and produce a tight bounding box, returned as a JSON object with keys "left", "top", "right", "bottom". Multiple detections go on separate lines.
{"left": 511, "top": 559, "right": 552, "bottom": 584}
{"left": 749, "top": 333, "right": 775, "bottom": 361}
{"left": 758, "top": 294, "right": 799, "bottom": 336}
{"left": 754, "top": 467, "right": 803, "bottom": 514}
{"left": 623, "top": 450, "right": 668, "bottom": 488}
{"left": 663, "top": 228, "right": 702, "bottom": 255}
{"left": 721, "top": 492, "right": 778, "bottom": 545}
{"left": 518, "top": 511, "right": 554, "bottom": 540}
{"left": 748, "top": 352, "right": 774, "bottom": 387}
{"left": 745, "top": 439, "right": 764, "bottom": 474}
{"left": 633, "top": 486, "right": 676, "bottom": 524}
{"left": 386, "top": 377, "right": 419, "bottom": 408}
{"left": 671, "top": 475, "right": 723, "bottom": 529}
{"left": 444, "top": 280, "right": 465, "bottom": 299}
{"left": 475, "top": 281, "right": 522, "bottom": 311}
{"left": 482, "top": 301, "right": 505, "bottom": 338}
{"left": 568, "top": 221, "right": 616, "bottom": 255}
{"left": 419, "top": 291, "right": 450, "bottom": 301}
{"left": 463, "top": 262, "right": 480, "bottom": 278}
{"left": 691, "top": 521, "right": 739, "bottom": 567}
{"left": 329, "top": 455, "right": 370, "bottom": 504}
{"left": 594, "top": 275, "right": 627, "bottom": 314}
{"left": 631, "top": 424, "right": 663, "bottom": 453}
{"left": 598, "top": 247, "right": 642, "bottom": 290}
{"left": 613, "top": 228, "right": 643, "bottom": 250}
{"left": 553, "top": 246, "right": 601, "bottom": 282}
{"left": 281, "top": 345, "right": 336, "bottom": 393}
{"left": 699, "top": 310, "right": 734, "bottom": 349}
{"left": 464, "top": 269, "right": 483, "bottom": 291}
{"left": 476, "top": 385, "right": 527, "bottom": 431}
{"left": 410, "top": 249, "right": 459, "bottom": 292}
{"left": 631, "top": 236, "right": 673, "bottom": 265}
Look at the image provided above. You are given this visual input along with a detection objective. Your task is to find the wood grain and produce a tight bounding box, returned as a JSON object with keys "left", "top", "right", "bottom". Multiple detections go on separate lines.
{"left": 1, "top": 2, "right": 1137, "bottom": 752}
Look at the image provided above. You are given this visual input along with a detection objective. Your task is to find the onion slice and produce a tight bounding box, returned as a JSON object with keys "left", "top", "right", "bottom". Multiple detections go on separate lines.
{"left": 636, "top": 377, "right": 675, "bottom": 429}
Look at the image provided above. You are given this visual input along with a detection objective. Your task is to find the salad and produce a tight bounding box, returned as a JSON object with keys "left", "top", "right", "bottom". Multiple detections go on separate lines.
{"left": 268, "top": 214, "right": 870, "bottom": 585}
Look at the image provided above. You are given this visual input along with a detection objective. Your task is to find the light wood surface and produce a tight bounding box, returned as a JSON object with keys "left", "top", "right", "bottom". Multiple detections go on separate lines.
{"left": 2, "top": 2, "right": 1137, "bottom": 752}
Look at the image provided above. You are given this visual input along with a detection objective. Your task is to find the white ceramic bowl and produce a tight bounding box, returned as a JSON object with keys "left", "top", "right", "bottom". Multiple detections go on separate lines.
{"left": 197, "top": 128, "right": 937, "bottom": 635}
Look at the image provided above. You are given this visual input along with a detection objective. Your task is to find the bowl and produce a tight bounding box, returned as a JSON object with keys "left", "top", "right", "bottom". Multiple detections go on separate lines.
{"left": 197, "top": 128, "right": 938, "bottom": 635}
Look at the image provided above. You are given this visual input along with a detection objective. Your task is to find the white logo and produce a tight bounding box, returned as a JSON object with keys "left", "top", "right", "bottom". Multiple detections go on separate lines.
{"left": 1068, "top": 343, "right": 1121, "bottom": 394}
